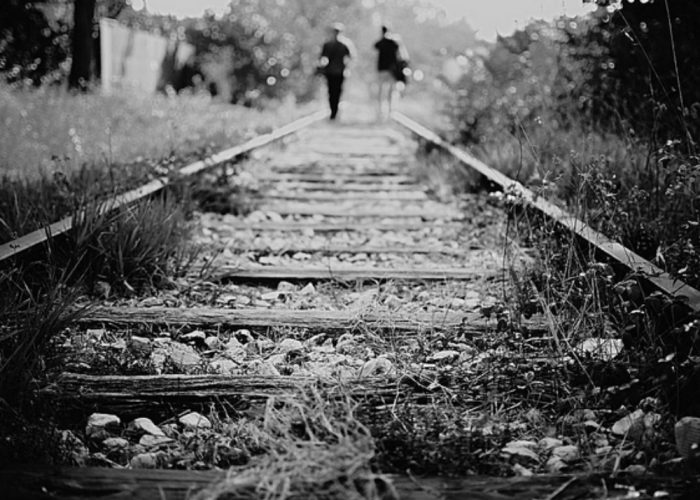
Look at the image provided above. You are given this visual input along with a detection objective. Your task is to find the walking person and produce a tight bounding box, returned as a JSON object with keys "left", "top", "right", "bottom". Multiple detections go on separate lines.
{"left": 374, "top": 25, "right": 409, "bottom": 121}
{"left": 318, "top": 23, "right": 354, "bottom": 121}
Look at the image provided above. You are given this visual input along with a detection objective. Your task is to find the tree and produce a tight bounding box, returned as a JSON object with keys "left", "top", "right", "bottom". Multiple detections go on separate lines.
{"left": 0, "top": 1, "right": 72, "bottom": 86}
{"left": 67, "top": 0, "right": 96, "bottom": 90}
{"left": 68, "top": 0, "right": 127, "bottom": 90}
{"left": 583, "top": 0, "right": 700, "bottom": 141}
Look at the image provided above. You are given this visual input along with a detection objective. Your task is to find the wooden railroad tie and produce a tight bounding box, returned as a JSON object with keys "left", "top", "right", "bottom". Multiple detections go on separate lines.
{"left": 6, "top": 467, "right": 664, "bottom": 500}
{"left": 79, "top": 306, "right": 480, "bottom": 334}
{"left": 257, "top": 202, "right": 463, "bottom": 219}
{"left": 220, "top": 221, "right": 466, "bottom": 232}
{"left": 213, "top": 265, "right": 489, "bottom": 283}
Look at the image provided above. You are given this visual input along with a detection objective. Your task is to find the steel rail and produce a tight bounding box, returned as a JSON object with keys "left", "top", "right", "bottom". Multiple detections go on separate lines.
{"left": 0, "top": 109, "right": 328, "bottom": 264}
{"left": 392, "top": 111, "right": 700, "bottom": 312}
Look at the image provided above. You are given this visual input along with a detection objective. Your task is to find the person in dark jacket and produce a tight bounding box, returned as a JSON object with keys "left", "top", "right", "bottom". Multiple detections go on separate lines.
{"left": 318, "top": 23, "right": 355, "bottom": 120}
{"left": 374, "top": 25, "right": 409, "bottom": 120}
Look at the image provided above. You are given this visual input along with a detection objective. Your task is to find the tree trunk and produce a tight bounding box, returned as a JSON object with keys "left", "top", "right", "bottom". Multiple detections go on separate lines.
{"left": 68, "top": 0, "right": 96, "bottom": 91}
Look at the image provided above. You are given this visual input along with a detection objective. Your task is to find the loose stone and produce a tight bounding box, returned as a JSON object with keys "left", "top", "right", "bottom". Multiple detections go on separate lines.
{"left": 129, "top": 417, "right": 165, "bottom": 437}
{"left": 179, "top": 412, "right": 212, "bottom": 429}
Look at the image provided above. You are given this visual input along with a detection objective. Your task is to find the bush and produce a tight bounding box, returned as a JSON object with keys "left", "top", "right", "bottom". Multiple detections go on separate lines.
{"left": 445, "top": 10, "right": 700, "bottom": 288}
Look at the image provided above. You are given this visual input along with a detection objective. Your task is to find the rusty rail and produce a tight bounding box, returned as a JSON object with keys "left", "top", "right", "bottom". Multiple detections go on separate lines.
{"left": 392, "top": 111, "right": 700, "bottom": 312}
{"left": 0, "top": 109, "right": 328, "bottom": 264}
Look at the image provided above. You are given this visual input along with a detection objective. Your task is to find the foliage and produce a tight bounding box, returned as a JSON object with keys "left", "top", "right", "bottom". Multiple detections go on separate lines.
{"left": 0, "top": 191, "right": 197, "bottom": 404}
{"left": 0, "top": 267, "right": 84, "bottom": 404}
{"left": 445, "top": 4, "right": 700, "bottom": 288}
{"left": 586, "top": 0, "right": 700, "bottom": 143}
{"left": 2, "top": 0, "right": 478, "bottom": 104}
{"left": 58, "top": 195, "right": 198, "bottom": 295}
{"left": 0, "top": 1, "right": 72, "bottom": 86}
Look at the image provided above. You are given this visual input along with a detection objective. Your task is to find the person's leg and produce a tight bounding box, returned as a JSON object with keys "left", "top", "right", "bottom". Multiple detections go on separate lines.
{"left": 377, "top": 71, "right": 395, "bottom": 121}
{"left": 325, "top": 75, "right": 335, "bottom": 118}
{"left": 386, "top": 78, "right": 395, "bottom": 116}
{"left": 335, "top": 75, "right": 344, "bottom": 118}
{"left": 328, "top": 75, "right": 342, "bottom": 119}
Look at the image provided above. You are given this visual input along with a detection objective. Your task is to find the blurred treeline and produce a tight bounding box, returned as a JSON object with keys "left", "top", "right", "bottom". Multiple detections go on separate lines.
{"left": 448, "top": 0, "right": 699, "bottom": 145}
{"left": 446, "top": 0, "right": 699, "bottom": 288}
{"left": 0, "top": 0, "right": 477, "bottom": 105}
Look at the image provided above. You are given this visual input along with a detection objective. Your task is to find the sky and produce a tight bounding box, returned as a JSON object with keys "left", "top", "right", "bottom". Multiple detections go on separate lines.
{"left": 132, "top": 0, "right": 597, "bottom": 40}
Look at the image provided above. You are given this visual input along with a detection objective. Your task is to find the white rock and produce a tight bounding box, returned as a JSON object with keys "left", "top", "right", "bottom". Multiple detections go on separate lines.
{"left": 179, "top": 412, "right": 212, "bottom": 429}
{"left": 204, "top": 336, "right": 221, "bottom": 350}
{"left": 384, "top": 295, "right": 403, "bottom": 310}
{"left": 300, "top": 283, "right": 316, "bottom": 296}
{"left": 86, "top": 329, "right": 106, "bottom": 342}
{"left": 267, "top": 353, "right": 287, "bottom": 367}
{"left": 130, "top": 336, "right": 152, "bottom": 354}
{"left": 292, "top": 252, "right": 311, "bottom": 261}
{"left": 506, "top": 440, "right": 538, "bottom": 450}
{"left": 138, "top": 297, "right": 163, "bottom": 308}
{"left": 139, "top": 435, "right": 174, "bottom": 447}
{"left": 225, "top": 338, "right": 247, "bottom": 359}
{"left": 427, "top": 350, "right": 460, "bottom": 364}
{"left": 235, "top": 296, "right": 252, "bottom": 306}
{"left": 108, "top": 339, "right": 127, "bottom": 350}
{"left": 151, "top": 341, "right": 201, "bottom": 373}
{"left": 278, "top": 338, "right": 304, "bottom": 354}
{"left": 612, "top": 409, "right": 645, "bottom": 437}
{"left": 130, "top": 452, "right": 160, "bottom": 469}
{"left": 538, "top": 437, "right": 563, "bottom": 451}
{"left": 87, "top": 413, "right": 121, "bottom": 432}
{"left": 501, "top": 445, "right": 540, "bottom": 463}
{"left": 359, "top": 357, "right": 394, "bottom": 378}
{"left": 247, "top": 359, "right": 281, "bottom": 377}
{"left": 150, "top": 351, "right": 167, "bottom": 373}
{"left": 573, "top": 338, "right": 624, "bottom": 361}
{"left": 552, "top": 445, "right": 580, "bottom": 463}
{"left": 129, "top": 417, "right": 165, "bottom": 437}
{"left": 211, "top": 358, "right": 237, "bottom": 374}
{"left": 182, "top": 330, "right": 206, "bottom": 342}
{"left": 215, "top": 294, "right": 236, "bottom": 305}
{"left": 623, "top": 464, "right": 647, "bottom": 475}
{"left": 277, "top": 281, "right": 297, "bottom": 292}
{"left": 546, "top": 456, "right": 567, "bottom": 473}
{"left": 450, "top": 298, "right": 466, "bottom": 308}
{"left": 261, "top": 291, "right": 280, "bottom": 301}
{"left": 512, "top": 463, "right": 534, "bottom": 476}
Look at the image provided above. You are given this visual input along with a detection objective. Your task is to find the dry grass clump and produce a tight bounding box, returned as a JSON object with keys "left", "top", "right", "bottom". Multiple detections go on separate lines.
{"left": 198, "top": 390, "right": 395, "bottom": 500}
{"left": 0, "top": 268, "right": 85, "bottom": 403}
{"left": 60, "top": 195, "right": 199, "bottom": 296}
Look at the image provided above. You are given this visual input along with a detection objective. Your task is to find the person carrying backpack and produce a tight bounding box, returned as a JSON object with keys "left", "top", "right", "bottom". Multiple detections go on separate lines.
{"left": 374, "top": 25, "right": 409, "bottom": 120}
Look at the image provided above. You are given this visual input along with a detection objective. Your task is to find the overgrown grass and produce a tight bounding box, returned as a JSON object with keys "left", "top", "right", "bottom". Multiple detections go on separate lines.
{"left": 0, "top": 191, "right": 200, "bottom": 404}
{"left": 0, "top": 85, "right": 301, "bottom": 179}
{"left": 0, "top": 84, "right": 308, "bottom": 244}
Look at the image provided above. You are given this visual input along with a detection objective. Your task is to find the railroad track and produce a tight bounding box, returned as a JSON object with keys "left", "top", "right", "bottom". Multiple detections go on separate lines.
{"left": 3, "top": 108, "right": 698, "bottom": 499}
